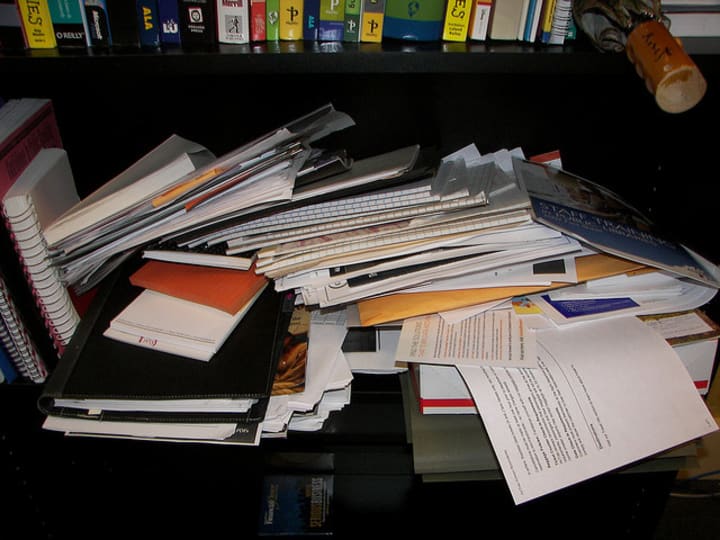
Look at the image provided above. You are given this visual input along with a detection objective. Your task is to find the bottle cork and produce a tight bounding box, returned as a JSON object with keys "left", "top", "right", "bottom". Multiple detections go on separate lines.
{"left": 626, "top": 20, "right": 707, "bottom": 114}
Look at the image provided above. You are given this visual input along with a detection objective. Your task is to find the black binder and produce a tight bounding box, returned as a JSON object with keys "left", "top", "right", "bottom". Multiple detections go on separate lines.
{"left": 38, "top": 261, "right": 292, "bottom": 425}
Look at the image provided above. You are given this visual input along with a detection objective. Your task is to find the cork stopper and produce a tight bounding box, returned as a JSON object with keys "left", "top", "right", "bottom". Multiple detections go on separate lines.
{"left": 626, "top": 20, "right": 707, "bottom": 113}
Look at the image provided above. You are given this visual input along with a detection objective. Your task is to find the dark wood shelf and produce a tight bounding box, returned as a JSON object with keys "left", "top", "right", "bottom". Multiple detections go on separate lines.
{"left": 1, "top": 37, "right": 718, "bottom": 76}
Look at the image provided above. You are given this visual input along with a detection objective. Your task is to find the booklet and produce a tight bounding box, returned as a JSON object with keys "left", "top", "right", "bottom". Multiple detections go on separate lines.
{"left": 513, "top": 157, "right": 720, "bottom": 289}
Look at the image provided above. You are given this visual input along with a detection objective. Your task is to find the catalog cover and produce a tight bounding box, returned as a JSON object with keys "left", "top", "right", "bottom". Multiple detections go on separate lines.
{"left": 258, "top": 474, "right": 334, "bottom": 536}
{"left": 513, "top": 157, "right": 720, "bottom": 289}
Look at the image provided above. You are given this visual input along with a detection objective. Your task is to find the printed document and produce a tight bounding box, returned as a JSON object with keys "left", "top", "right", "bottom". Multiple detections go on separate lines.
{"left": 395, "top": 308, "right": 537, "bottom": 368}
{"left": 457, "top": 316, "right": 718, "bottom": 504}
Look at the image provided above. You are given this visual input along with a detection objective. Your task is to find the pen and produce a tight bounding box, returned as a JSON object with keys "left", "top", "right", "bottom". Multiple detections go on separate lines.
{"left": 151, "top": 167, "right": 225, "bottom": 208}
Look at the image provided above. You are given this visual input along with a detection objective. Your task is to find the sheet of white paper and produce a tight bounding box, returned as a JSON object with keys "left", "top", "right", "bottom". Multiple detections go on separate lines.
{"left": 395, "top": 308, "right": 537, "bottom": 368}
{"left": 457, "top": 316, "right": 718, "bottom": 504}
{"left": 344, "top": 327, "right": 407, "bottom": 374}
{"left": 287, "top": 308, "right": 348, "bottom": 411}
{"left": 42, "top": 415, "right": 240, "bottom": 440}
{"left": 439, "top": 298, "right": 511, "bottom": 325}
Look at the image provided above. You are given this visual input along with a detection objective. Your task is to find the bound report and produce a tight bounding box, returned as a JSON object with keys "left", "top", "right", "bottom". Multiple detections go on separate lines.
{"left": 38, "top": 263, "right": 292, "bottom": 425}
{"left": 1, "top": 148, "right": 81, "bottom": 355}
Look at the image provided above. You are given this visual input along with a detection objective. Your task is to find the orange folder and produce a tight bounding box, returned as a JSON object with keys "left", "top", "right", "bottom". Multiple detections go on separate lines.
{"left": 129, "top": 260, "right": 268, "bottom": 315}
{"left": 355, "top": 253, "right": 649, "bottom": 326}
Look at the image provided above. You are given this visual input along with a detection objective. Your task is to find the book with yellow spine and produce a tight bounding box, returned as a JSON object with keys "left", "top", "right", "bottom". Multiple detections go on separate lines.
{"left": 17, "top": 0, "right": 57, "bottom": 48}
{"left": 279, "top": 0, "right": 303, "bottom": 39}
{"left": 360, "top": 0, "right": 383, "bottom": 42}
{"left": 442, "top": 0, "right": 472, "bottom": 41}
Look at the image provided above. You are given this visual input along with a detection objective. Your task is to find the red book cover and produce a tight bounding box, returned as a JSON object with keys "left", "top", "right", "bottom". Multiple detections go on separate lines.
{"left": 249, "top": 0, "right": 266, "bottom": 41}
{"left": 0, "top": 99, "right": 63, "bottom": 199}
{"left": 129, "top": 259, "right": 269, "bottom": 314}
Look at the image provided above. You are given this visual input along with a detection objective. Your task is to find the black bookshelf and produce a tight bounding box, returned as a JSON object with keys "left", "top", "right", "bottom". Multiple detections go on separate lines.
{"left": 0, "top": 36, "right": 718, "bottom": 75}
{"left": 1, "top": 34, "right": 719, "bottom": 539}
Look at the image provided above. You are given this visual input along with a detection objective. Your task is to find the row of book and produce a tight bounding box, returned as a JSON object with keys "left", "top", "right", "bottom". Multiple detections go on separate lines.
{"left": 0, "top": 0, "right": 578, "bottom": 52}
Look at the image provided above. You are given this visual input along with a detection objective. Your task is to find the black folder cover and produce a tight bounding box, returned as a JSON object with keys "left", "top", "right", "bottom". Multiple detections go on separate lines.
{"left": 38, "top": 262, "right": 292, "bottom": 424}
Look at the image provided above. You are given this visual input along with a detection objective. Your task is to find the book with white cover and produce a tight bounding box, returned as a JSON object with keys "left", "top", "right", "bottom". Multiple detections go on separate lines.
{"left": 2, "top": 148, "right": 81, "bottom": 355}
{"left": 43, "top": 134, "right": 214, "bottom": 249}
{"left": 104, "top": 283, "right": 268, "bottom": 361}
{"left": 409, "top": 363, "right": 477, "bottom": 414}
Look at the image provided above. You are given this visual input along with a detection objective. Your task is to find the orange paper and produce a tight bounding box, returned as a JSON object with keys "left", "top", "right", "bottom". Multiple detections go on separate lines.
{"left": 129, "top": 260, "right": 268, "bottom": 315}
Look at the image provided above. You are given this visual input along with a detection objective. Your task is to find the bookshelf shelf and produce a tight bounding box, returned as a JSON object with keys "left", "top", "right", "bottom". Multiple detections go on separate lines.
{"left": 1, "top": 37, "right": 718, "bottom": 76}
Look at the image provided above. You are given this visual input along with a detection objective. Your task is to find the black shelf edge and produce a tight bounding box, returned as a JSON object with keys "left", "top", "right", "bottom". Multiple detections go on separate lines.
{"left": 4, "top": 38, "right": 719, "bottom": 76}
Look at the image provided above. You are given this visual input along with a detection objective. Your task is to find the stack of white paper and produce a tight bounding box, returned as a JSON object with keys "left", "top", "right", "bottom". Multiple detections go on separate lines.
{"left": 104, "top": 285, "right": 267, "bottom": 362}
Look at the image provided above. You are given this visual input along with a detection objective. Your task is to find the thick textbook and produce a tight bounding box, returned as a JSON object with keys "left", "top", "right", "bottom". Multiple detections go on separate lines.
{"left": 2, "top": 148, "right": 81, "bottom": 356}
{"left": 38, "top": 263, "right": 292, "bottom": 423}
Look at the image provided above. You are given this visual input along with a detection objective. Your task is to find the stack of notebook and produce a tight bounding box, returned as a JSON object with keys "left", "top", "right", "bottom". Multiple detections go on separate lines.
{"left": 39, "top": 266, "right": 293, "bottom": 445}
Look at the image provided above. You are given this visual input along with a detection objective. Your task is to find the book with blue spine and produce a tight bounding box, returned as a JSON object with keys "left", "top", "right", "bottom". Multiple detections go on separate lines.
{"left": 383, "top": 0, "right": 445, "bottom": 41}
{"left": 156, "top": 0, "right": 181, "bottom": 45}
{"left": 137, "top": 0, "right": 160, "bottom": 47}
{"left": 318, "top": 0, "right": 344, "bottom": 40}
{"left": 304, "top": 0, "right": 320, "bottom": 39}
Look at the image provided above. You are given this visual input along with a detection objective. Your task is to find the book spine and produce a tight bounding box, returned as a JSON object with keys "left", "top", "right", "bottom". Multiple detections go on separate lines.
{"left": 0, "top": 272, "right": 47, "bottom": 382}
{"left": 106, "top": 0, "right": 140, "bottom": 47}
{"left": 82, "top": 0, "right": 111, "bottom": 47}
{"left": 318, "top": 0, "right": 343, "bottom": 41}
{"left": 248, "top": 0, "right": 264, "bottom": 40}
{"left": 156, "top": 0, "right": 180, "bottom": 44}
{"left": 522, "top": 0, "right": 541, "bottom": 41}
{"left": 47, "top": 0, "right": 88, "bottom": 47}
{"left": 137, "top": 0, "right": 160, "bottom": 47}
{"left": 303, "top": 0, "right": 319, "bottom": 39}
{"left": 216, "top": 0, "right": 249, "bottom": 43}
{"left": 342, "top": 0, "right": 358, "bottom": 41}
{"left": 547, "top": 0, "right": 571, "bottom": 44}
{"left": 467, "top": 0, "right": 491, "bottom": 40}
{"left": 383, "top": 0, "right": 445, "bottom": 41}
{"left": 2, "top": 199, "right": 80, "bottom": 356}
{"left": 265, "top": 0, "right": 278, "bottom": 39}
{"left": 178, "top": 0, "right": 217, "bottom": 46}
{"left": 0, "top": 0, "right": 27, "bottom": 50}
{"left": 0, "top": 101, "right": 63, "bottom": 198}
{"left": 278, "top": 0, "right": 302, "bottom": 39}
{"left": 359, "top": 0, "right": 382, "bottom": 42}
{"left": 17, "top": 0, "right": 58, "bottom": 48}
{"left": 442, "top": 0, "right": 472, "bottom": 41}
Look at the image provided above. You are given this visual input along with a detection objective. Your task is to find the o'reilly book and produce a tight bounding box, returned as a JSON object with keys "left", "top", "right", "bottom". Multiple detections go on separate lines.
{"left": 48, "top": 0, "right": 89, "bottom": 47}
